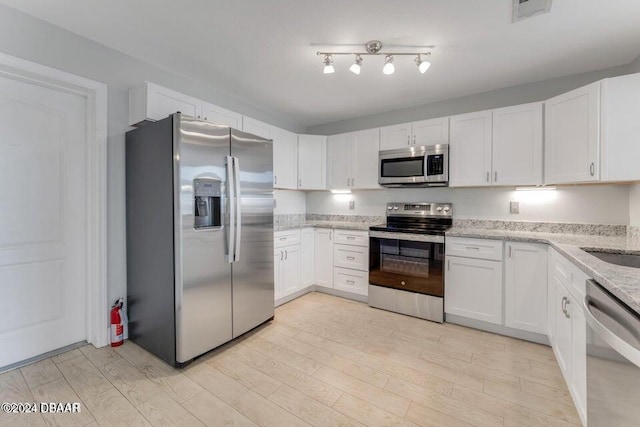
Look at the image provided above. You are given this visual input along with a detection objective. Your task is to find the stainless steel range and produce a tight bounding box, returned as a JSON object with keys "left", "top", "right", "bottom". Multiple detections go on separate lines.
{"left": 368, "top": 202, "right": 452, "bottom": 323}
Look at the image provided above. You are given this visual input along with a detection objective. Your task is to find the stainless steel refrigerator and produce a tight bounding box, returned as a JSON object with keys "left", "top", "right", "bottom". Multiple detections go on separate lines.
{"left": 126, "top": 113, "right": 274, "bottom": 367}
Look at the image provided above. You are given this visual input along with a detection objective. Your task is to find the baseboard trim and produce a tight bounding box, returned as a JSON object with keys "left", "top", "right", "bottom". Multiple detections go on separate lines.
{"left": 275, "top": 286, "right": 316, "bottom": 307}
{"left": 276, "top": 284, "right": 368, "bottom": 307}
{"left": 445, "top": 314, "right": 550, "bottom": 345}
{"left": 0, "top": 341, "right": 87, "bottom": 374}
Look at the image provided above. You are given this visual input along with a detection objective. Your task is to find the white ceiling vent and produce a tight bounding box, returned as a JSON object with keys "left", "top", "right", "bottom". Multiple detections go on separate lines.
{"left": 512, "top": 0, "right": 553, "bottom": 22}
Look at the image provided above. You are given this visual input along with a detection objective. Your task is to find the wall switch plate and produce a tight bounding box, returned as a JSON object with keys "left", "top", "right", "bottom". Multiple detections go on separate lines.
{"left": 349, "top": 200, "right": 355, "bottom": 210}
{"left": 510, "top": 201, "right": 519, "bottom": 214}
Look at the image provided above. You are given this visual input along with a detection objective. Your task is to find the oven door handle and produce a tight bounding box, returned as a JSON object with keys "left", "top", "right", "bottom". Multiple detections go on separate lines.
{"left": 584, "top": 295, "right": 640, "bottom": 369}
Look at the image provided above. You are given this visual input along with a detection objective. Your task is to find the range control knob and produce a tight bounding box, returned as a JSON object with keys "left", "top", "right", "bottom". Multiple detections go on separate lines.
{"left": 387, "top": 206, "right": 393, "bottom": 210}
{"left": 436, "top": 206, "right": 443, "bottom": 212}
{"left": 393, "top": 206, "right": 399, "bottom": 210}
{"left": 443, "top": 206, "right": 450, "bottom": 212}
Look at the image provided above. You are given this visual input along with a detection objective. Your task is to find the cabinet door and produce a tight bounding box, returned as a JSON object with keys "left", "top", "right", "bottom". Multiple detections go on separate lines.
{"left": 351, "top": 128, "right": 380, "bottom": 189}
{"left": 571, "top": 299, "right": 587, "bottom": 425}
{"left": 547, "top": 250, "right": 557, "bottom": 344}
{"left": 545, "top": 82, "right": 600, "bottom": 184}
{"left": 281, "top": 245, "right": 301, "bottom": 296}
{"left": 301, "top": 228, "right": 315, "bottom": 286}
{"left": 379, "top": 123, "right": 411, "bottom": 150}
{"left": 271, "top": 127, "right": 298, "bottom": 189}
{"left": 412, "top": 117, "right": 449, "bottom": 146}
{"left": 492, "top": 103, "right": 543, "bottom": 186}
{"left": 298, "top": 135, "right": 326, "bottom": 190}
{"left": 327, "top": 133, "right": 352, "bottom": 190}
{"left": 314, "top": 229, "right": 334, "bottom": 288}
{"left": 444, "top": 255, "right": 503, "bottom": 324}
{"left": 504, "top": 242, "right": 547, "bottom": 334}
{"left": 146, "top": 82, "right": 201, "bottom": 122}
{"left": 449, "top": 111, "right": 493, "bottom": 187}
{"left": 274, "top": 250, "right": 282, "bottom": 301}
{"left": 242, "top": 116, "right": 272, "bottom": 139}
{"left": 554, "top": 280, "right": 573, "bottom": 382}
{"left": 333, "top": 268, "right": 368, "bottom": 296}
{"left": 201, "top": 102, "right": 242, "bottom": 129}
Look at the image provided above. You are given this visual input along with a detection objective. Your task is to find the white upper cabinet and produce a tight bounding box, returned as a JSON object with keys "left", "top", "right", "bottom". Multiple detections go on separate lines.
{"left": 242, "top": 116, "right": 272, "bottom": 139}
{"left": 201, "top": 102, "right": 242, "bottom": 128}
{"left": 328, "top": 130, "right": 380, "bottom": 190}
{"left": 130, "top": 81, "right": 200, "bottom": 125}
{"left": 492, "top": 103, "right": 543, "bottom": 186}
{"left": 601, "top": 73, "right": 640, "bottom": 182}
{"left": 379, "top": 123, "right": 411, "bottom": 150}
{"left": 412, "top": 117, "right": 450, "bottom": 146}
{"left": 272, "top": 127, "right": 298, "bottom": 189}
{"left": 379, "top": 117, "right": 449, "bottom": 151}
{"left": 545, "top": 82, "right": 600, "bottom": 184}
{"left": 449, "top": 110, "right": 493, "bottom": 187}
{"left": 298, "top": 135, "right": 326, "bottom": 190}
{"left": 351, "top": 128, "right": 380, "bottom": 189}
{"left": 327, "top": 133, "right": 352, "bottom": 189}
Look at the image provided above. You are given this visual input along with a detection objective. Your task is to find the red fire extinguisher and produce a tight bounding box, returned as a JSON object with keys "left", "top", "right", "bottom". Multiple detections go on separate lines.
{"left": 110, "top": 298, "right": 124, "bottom": 347}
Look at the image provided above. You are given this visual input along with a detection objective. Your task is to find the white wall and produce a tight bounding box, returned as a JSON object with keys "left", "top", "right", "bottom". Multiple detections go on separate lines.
{"left": 306, "top": 185, "right": 630, "bottom": 225}
{"left": 629, "top": 184, "right": 640, "bottom": 226}
{"left": 0, "top": 5, "right": 304, "bottom": 307}
{"left": 274, "top": 190, "right": 306, "bottom": 215}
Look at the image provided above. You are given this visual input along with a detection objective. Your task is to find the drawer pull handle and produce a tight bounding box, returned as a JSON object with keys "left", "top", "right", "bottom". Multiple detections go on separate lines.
{"left": 346, "top": 280, "right": 355, "bottom": 284}
{"left": 466, "top": 246, "right": 480, "bottom": 250}
{"left": 279, "top": 237, "right": 287, "bottom": 241}
{"left": 346, "top": 256, "right": 355, "bottom": 260}
{"left": 347, "top": 236, "right": 356, "bottom": 240}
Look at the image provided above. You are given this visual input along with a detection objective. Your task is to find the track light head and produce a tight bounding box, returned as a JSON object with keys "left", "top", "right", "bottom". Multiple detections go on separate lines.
{"left": 349, "top": 55, "right": 363, "bottom": 75}
{"left": 382, "top": 55, "right": 395, "bottom": 75}
{"left": 416, "top": 54, "right": 431, "bottom": 74}
{"left": 323, "top": 54, "right": 335, "bottom": 74}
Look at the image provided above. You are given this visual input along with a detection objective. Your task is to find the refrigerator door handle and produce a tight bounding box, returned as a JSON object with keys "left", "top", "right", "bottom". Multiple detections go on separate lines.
{"left": 233, "top": 156, "right": 242, "bottom": 262}
{"left": 226, "top": 155, "right": 235, "bottom": 263}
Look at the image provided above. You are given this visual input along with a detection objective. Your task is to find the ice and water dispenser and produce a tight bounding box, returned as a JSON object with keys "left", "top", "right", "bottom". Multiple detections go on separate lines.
{"left": 193, "top": 178, "right": 222, "bottom": 229}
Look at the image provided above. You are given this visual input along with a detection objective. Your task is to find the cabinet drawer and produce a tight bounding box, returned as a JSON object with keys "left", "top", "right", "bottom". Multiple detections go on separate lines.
{"left": 446, "top": 237, "right": 503, "bottom": 261}
{"left": 334, "top": 230, "right": 369, "bottom": 247}
{"left": 333, "top": 267, "right": 368, "bottom": 296}
{"left": 334, "top": 244, "right": 368, "bottom": 271}
{"left": 274, "top": 230, "right": 301, "bottom": 248}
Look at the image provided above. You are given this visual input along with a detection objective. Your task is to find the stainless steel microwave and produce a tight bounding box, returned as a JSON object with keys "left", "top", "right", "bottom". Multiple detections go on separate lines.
{"left": 378, "top": 144, "right": 449, "bottom": 187}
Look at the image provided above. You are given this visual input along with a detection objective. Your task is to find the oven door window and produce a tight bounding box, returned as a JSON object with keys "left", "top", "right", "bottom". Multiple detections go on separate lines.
{"left": 426, "top": 154, "right": 444, "bottom": 176}
{"left": 380, "top": 157, "right": 424, "bottom": 178}
{"left": 369, "top": 237, "right": 444, "bottom": 297}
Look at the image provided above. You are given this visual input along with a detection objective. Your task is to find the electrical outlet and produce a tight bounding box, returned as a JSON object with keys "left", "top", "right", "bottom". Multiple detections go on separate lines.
{"left": 510, "top": 201, "right": 519, "bottom": 214}
{"left": 349, "top": 200, "right": 355, "bottom": 210}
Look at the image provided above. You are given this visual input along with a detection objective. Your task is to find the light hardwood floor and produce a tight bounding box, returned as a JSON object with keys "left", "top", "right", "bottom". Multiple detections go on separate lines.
{"left": 0, "top": 292, "right": 581, "bottom": 426}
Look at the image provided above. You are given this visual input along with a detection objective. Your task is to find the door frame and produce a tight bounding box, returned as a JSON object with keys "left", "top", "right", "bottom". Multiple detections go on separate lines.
{"left": 0, "top": 53, "right": 109, "bottom": 347}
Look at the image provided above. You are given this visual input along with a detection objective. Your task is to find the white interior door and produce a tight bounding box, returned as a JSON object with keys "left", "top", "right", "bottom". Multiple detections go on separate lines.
{"left": 0, "top": 74, "right": 87, "bottom": 367}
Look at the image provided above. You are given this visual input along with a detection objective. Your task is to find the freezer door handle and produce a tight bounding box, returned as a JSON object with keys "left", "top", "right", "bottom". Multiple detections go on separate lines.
{"left": 233, "top": 156, "right": 242, "bottom": 262}
{"left": 226, "top": 156, "right": 235, "bottom": 263}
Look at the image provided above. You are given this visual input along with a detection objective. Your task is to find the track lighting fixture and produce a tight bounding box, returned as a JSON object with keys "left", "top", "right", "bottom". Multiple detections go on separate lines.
{"left": 416, "top": 54, "right": 431, "bottom": 74}
{"left": 316, "top": 40, "right": 433, "bottom": 76}
{"left": 382, "top": 55, "right": 395, "bottom": 75}
{"left": 323, "top": 54, "right": 334, "bottom": 74}
{"left": 349, "top": 55, "right": 363, "bottom": 75}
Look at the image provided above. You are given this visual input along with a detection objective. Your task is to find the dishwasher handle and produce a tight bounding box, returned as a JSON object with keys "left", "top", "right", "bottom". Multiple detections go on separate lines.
{"left": 584, "top": 294, "right": 640, "bottom": 369}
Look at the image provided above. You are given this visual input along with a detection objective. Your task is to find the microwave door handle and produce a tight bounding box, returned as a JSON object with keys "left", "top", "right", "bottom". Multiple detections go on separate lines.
{"left": 226, "top": 156, "right": 235, "bottom": 263}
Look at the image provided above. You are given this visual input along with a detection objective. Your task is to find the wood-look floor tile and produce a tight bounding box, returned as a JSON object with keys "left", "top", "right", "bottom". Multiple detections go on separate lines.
{"left": 99, "top": 359, "right": 163, "bottom": 406}
{"left": 51, "top": 349, "right": 83, "bottom": 365}
{"left": 207, "top": 356, "right": 282, "bottom": 397}
{"left": 183, "top": 363, "right": 248, "bottom": 405}
{"left": 80, "top": 345, "right": 122, "bottom": 368}
{"left": 0, "top": 368, "right": 33, "bottom": 405}
{"left": 31, "top": 378, "right": 94, "bottom": 427}
{"left": 519, "top": 377, "right": 573, "bottom": 405}
{"left": 20, "top": 358, "right": 62, "bottom": 390}
{"left": 84, "top": 388, "right": 150, "bottom": 427}
{"left": 405, "top": 401, "right": 474, "bottom": 427}
{"left": 137, "top": 393, "right": 205, "bottom": 426}
{"left": 182, "top": 390, "right": 256, "bottom": 427}
{"left": 293, "top": 330, "right": 365, "bottom": 362}
{"left": 0, "top": 412, "right": 46, "bottom": 426}
{"left": 54, "top": 356, "right": 113, "bottom": 403}
{"left": 245, "top": 338, "right": 320, "bottom": 375}
{"left": 231, "top": 390, "right": 310, "bottom": 427}
{"left": 313, "top": 365, "right": 410, "bottom": 417}
{"left": 306, "top": 348, "right": 390, "bottom": 388}
{"left": 332, "top": 393, "right": 405, "bottom": 426}
{"left": 254, "top": 356, "right": 343, "bottom": 407}
{"left": 259, "top": 329, "right": 315, "bottom": 356}
{"left": 385, "top": 377, "right": 504, "bottom": 427}
{"left": 268, "top": 384, "right": 363, "bottom": 427}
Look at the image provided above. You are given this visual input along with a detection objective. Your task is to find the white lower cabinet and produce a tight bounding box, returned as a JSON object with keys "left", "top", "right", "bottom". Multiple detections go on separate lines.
{"left": 301, "top": 228, "right": 314, "bottom": 287}
{"left": 445, "top": 254, "right": 503, "bottom": 324}
{"left": 314, "top": 229, "right": 334, "bottom": 288}
{"left": 333, "top": 268, "right": 367, "bottom": 296}
{"left": 332, "top": 230, "right": 369, "bottom": 297}
{"left": 504, "top": 242, "right": 548, "bottom": 334}
{"left": 274, "top": 230, "right": 302, "bottom": 302}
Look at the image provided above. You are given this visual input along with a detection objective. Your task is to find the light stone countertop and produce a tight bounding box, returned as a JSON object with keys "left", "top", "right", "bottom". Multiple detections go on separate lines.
{"left": 446, "top": 227, "right": 640, "bottom": 315}
{"left": 274, "top": 221, "right": 380, "bottom": 232}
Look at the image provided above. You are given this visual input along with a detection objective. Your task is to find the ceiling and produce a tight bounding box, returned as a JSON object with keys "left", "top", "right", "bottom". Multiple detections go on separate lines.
{"left": 2, "top": 0, "right": 640, "bottom": 128}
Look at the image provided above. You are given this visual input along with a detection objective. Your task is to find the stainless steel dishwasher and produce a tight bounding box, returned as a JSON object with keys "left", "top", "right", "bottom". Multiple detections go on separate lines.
{"left": 584, "top": 279, "right": 640, "bottom": 426}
